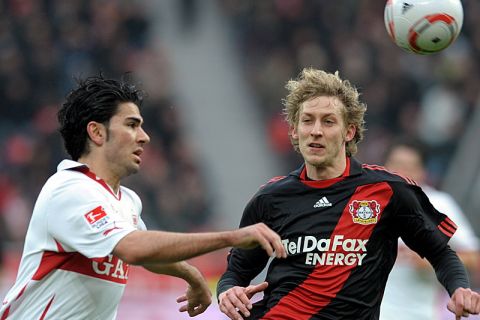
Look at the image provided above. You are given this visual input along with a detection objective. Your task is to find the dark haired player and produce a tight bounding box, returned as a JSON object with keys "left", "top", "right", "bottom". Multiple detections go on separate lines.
{"left": 1, "top": 75, "right": 286, "bottom": 319}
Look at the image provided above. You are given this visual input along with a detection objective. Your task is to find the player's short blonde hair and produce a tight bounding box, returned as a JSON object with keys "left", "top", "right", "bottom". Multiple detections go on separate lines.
{"left": 283, "top": 68, "right": 367, "bottom": 156}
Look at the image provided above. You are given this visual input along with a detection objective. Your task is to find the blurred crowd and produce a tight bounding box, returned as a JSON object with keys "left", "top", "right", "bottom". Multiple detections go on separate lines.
{"left": 219, "top": 0, "right": 480, "bottom": 185}
{"left": 1, "top": 1, "right": 480, "bottom": 317}
{"left": 1, "top": 0, "right": 479, "bottom": 269}
{"left": 0, "top": 0, "right": 213, "bottom": 253}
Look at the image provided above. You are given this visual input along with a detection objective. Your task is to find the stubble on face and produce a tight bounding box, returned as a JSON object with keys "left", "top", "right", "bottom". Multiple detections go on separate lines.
{"left": 295, "top": 96, "right": 351, "bottom": 179}
{"left": 104, "top": 102, "right": 147, "bottom": 179}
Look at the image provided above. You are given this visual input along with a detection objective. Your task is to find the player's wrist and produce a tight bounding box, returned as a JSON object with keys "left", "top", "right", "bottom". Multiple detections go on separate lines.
{"left": 179, "top": 262, "right": 205, "bottom": 287}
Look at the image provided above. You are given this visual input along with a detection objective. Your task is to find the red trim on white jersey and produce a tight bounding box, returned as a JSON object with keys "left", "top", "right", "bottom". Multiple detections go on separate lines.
{"left": 39, "top": 295, "right": 55, "bottom": 320}
{"left": 1, "top": 284, "right": 27, "bottom": 320}
{"left": 1, "top": 306, "right": 10, "bottom": 320}
{"left": 54, "top": 240, "right": 65, "bottom": 252}
{"left": 32, "top": 251, "right": 129, "bottom": 284}
{"left": 70, "top": 166, "right": 122, "bottom": 200}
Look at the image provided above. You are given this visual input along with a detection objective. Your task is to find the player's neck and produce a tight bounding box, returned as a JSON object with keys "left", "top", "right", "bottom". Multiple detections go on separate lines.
{"left": 305, "top": 156, "right": 347, "bottom": 181}
{"left": 77, "top": 155, "right": 121, "bottom": 193}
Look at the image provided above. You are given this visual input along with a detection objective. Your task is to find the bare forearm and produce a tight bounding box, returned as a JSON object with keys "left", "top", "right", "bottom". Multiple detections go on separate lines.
{"left": 114, "top": 230, "right": 235, "bottom": 265}
{"left": 145, "top": 261, "right": 213, "bottom": 316}
{"left": 144, "top": 261, "right": 203, "bottom": 284}
{"left": 113, "top": 223, "right": 286, "bottom": 265}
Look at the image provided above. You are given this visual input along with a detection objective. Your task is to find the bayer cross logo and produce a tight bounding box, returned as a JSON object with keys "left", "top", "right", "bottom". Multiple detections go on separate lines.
{"left": 349, "top": 200, "right": 381, "bottom": 225}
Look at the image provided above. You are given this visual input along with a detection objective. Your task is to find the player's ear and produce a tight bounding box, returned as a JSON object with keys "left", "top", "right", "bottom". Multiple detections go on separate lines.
{"left": 86, "top": 121, "right": 106, "bottom": 146}
{"left": 290, "top": 125, "right": 299, "bottom": 140}
{"left": 345, "top": 124, "right": 356, "bottom": 142}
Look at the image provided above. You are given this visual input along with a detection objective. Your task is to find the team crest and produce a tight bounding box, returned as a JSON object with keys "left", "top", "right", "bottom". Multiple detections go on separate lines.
{"left": 349, "top": 200, "right": 380, "bottom": 225}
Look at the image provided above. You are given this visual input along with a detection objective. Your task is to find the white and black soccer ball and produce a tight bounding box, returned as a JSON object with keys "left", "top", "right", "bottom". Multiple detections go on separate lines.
{"left": 384, "top": 0, "right": 463, "bottom": 55}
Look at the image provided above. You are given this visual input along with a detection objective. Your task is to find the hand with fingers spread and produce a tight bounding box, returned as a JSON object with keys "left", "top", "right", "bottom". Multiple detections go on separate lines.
{"left": 447, "top": 287, "right": 480, "bottom": 319}
{"left": 177, "top": 282, "right": 212, "bottom": 317}
{"left": 219, "top": 282, "right": 269, "bottom": 320}
{"left": 231, "top": 223, "right": 287, "bottom": 258}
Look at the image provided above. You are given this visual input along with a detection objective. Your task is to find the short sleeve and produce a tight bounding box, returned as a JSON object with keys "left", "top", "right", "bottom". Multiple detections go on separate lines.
{"left": 392, "top": 183, "right": 456, "bottom": 258}
{"left": 426, "top": 188, "right": 480, "bottom": 251}
{"left": 46, "top": 179, "right": 137, "bottom": 258}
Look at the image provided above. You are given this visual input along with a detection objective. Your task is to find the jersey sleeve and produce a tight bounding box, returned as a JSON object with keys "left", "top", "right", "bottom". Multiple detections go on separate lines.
{"left": 392, "top": 183, "right": 457, "bottom": 259}
{"left": 217, "top": 194, "right": 272, "bottom": 296}
{"left": 46, "top": 179, "right": 137, "bottom": 259}
{"left": 428, "top": 190, "right": 479, "bottom": 251}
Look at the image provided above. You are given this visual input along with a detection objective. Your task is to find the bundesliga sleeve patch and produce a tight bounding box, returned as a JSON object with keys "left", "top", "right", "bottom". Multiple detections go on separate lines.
{"left": 84, "top": 206, "right": 111, "bottom": 229}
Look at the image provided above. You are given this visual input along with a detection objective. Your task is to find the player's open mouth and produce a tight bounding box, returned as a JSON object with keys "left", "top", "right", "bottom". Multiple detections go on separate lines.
{"left": 133, "top": 149, "right": 143, "bottom": 163}
{"left": 309, "top": 143, "right": 324, "bottom": 149}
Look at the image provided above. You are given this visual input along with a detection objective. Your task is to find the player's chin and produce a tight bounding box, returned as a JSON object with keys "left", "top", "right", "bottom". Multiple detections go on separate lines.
{"left": 304, "top": 153, "right": 327, "bottom": 165}
{"left": 126, "top": 162, "right": 141, "bottom": 175}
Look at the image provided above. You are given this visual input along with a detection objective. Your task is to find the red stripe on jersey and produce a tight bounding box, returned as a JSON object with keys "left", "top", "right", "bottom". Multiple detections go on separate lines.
{"left": 39, "top": 295, "right": 55, "bottom": 320}
{"left": 438, "top": 224, "right": 454, "bottom": 238}
{"left": 0, "top": 306, "right": 10, "bottom": 320}
{"left": 32, "top": 251, "right": 129, "bottom": 284}
{"left": 267, "top": 176, "right": 287, "bottom": 184}
{"left": 439, "top": 220, "right": 456, "bottom": 235}
{"left": 55, "top": 240, "right": 65, "bottom": 253}
{"left": 1, "top": 284, "right": 27, "bottom": 319}
{"left": 300, "top": 158, "right": 351, "bottom": 189}
{"left": 443, "top": 217, "right": 458, "bottom": 230}
{"left": 362, "top": 164, "right": 418, "bottom": 186}
{"left": 70, "top": 166, "right": 122, "bottom": 200}
{"left": 15, "top": 285, "right": 26, "bottom": 301}
{"left": 261, "top": 182, "right": 393, "bottom": 319}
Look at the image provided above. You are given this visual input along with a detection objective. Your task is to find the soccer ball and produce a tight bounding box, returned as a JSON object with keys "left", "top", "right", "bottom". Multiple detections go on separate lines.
{"left": 384, "top": 0, "right": 463, "bottom": 55}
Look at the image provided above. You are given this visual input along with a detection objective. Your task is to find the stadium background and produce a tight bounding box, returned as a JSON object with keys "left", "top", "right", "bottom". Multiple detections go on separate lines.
{"left": 1, "top": 0, "right": 479, "bottom": 319}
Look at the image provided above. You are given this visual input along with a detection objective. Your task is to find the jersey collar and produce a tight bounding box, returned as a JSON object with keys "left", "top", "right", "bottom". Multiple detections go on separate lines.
{"left": 292, "top": 157, "right": 363, "bottom": 188}
{"left": 57, "top": 159, "right": 122, "bottom": 200}
{"left": 57, "top": 159, "right": 87, "bottom": 171}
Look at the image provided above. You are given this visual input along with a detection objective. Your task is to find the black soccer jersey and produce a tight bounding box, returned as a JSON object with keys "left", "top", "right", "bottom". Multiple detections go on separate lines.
{"left": 217, "top": 157, "right": 460, "bottom": 320}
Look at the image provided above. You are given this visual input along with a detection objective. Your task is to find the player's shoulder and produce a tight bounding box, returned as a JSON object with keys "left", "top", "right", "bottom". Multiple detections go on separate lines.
{"left": 43, "top": 168, "right": 108, "bottom": 201}
{"left": 256, "top": 175, "right": 289, "bottom": 194}
{"left": 255, "top": 169, "right": 304, "bottom": 196}
{"left": 44, "top": 167, "right": 89, "bottom": 191}
{"left": 120, "top": 185, "right": 142, "bottom": 205}
{"left": 361, "top": 162, "right": 419, "bottom": 186}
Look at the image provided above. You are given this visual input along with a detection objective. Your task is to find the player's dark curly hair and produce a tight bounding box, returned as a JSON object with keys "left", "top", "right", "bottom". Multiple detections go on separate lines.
{"left": 58, "top": 74, "right": 145, "bottom": 160}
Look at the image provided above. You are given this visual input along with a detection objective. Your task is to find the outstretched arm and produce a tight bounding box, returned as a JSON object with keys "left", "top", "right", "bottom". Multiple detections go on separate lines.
{"left": 144, "top": 262, "right": 212, "bottom": 317}
{"left": 427, "top": 245, "right": 480, "bottom": 318}
{"left": 113, "top": 222, "right": 286, "bottom": 265}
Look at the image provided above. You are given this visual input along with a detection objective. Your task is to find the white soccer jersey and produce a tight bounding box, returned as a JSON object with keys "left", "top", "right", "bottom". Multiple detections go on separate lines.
{"left": 381, "top": 185, "right": 480, "bottom": 320}
{"left": 1, "top": 160, "right": 146, "bottom": 320}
